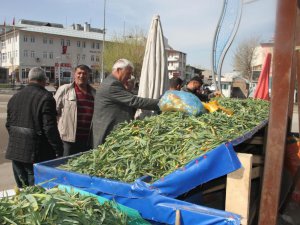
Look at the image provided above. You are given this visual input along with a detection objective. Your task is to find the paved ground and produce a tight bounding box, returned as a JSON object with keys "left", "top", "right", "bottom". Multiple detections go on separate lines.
{"left": 0, "top": 94, "right": 15, "bottom": 190}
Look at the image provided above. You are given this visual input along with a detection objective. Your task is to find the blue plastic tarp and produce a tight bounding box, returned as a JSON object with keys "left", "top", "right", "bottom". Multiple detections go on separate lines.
{"left": 46, "top": 184, "right": 241, "bottom": 225}
{"left": 84, "top": 187, "right": 241, "bottom": 225}
{"left": 34, "top": 142, "right": 241, "bottom": 199}
{"left": 147, "top": 143, "right": 241, "bottom": 198}
{"left": 34, "top": 142, "right": 242, "bottom": 224}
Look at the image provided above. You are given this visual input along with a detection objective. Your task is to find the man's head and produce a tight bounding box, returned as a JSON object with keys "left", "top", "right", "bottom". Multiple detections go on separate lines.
{"left": 74, "top": 64, "right": 91, "bottom": 87}
{"left": 169, "top": 77, "right": 183, "bottom": 91}
{"left": 187, "top": 76, "right": 203, "bottom": 93}
{"left": 28, "top": 67, "right": 47, "bottom": 86}
{"left": 112, "top": 58, "right": 134, "bottom": 85}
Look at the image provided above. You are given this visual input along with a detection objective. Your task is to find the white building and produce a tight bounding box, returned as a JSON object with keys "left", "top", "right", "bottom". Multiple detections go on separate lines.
{"left": 0, "top": 19, "right": 105, "bottom": 83}
{"left": 185, "top": 65, "right": 204, "bottom": 82}
{"left": 166, "top": 43, "right": 187, "bottom": 80}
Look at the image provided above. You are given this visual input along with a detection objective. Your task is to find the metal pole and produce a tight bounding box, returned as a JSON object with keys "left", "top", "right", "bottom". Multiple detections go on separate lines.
{"left": 58, "top": 62, "right": 61, "bottom": 87}
{"left": 258, "top": 0, "right": 297, "bottom": 224}
{"left": 101, "top": 0, "right": 106, "bottom": 83}
{"left": 211, "top": 0, "right": 226, "bottom": 91}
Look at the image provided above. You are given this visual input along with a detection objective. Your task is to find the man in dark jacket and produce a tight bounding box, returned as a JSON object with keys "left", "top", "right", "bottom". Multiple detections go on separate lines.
{"left": 92, "top": 58, "right": 160, "bottom": 147}
{"left": 6, "top": 67, "right": 63, "bottom": 187}
{"left": 182, "top": 76, "right": 220, "bottom": 102}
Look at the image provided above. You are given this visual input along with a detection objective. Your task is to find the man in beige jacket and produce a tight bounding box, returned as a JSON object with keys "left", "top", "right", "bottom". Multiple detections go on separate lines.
{"left": 54, "top": 64, "right": 96, "bottom": 156}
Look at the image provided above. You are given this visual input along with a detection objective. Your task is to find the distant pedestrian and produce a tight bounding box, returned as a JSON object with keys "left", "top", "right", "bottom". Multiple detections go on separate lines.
{"left": 54, "top": 64, "right": 95, "bottom": 156}
{"left": 6, "top": 67, "right": 63, "bottom": 188}
{"left": 182, "top": 76, "right": 220, "bottom": 102}
{"left": 169, "top": 77, "right": 183, "bottom": 91}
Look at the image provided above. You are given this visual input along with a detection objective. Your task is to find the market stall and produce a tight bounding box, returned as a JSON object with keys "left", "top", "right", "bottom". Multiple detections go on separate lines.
{"left": 34, "top": 98, "right": 269, "bottom": 224}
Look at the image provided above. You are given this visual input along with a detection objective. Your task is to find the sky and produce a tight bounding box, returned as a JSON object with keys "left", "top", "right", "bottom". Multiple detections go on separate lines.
{"left": 0, "top": 0, "right": 277, "bottom": 72}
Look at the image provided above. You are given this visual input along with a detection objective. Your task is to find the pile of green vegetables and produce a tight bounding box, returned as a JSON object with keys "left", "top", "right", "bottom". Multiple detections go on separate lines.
{"left": 59, "top": 98, "right": 269, "bottom": 183}
{"left": 0, "top": 186, "right": 129, "bottom": 225}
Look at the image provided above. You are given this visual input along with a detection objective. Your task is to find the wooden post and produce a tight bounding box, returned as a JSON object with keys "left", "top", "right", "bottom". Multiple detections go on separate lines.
{"left": 226, "top": 153, "right": 253, "bottom": 225}
{"left": 296, "top": 8, "right": 300, "bottom": 132}
{"left": 258, "top": 0, "right": 298, "bottom": 224}
{"left": 175, "top": 209, "right": 181, "bottom": 225}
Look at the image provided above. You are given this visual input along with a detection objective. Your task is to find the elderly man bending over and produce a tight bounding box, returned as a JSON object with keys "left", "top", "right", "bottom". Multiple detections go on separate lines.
{"left": 92, "top": 58, "right": 159, "bottom": 147}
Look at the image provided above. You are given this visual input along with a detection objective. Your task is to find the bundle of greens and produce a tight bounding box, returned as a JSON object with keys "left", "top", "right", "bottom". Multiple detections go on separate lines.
{"left": 59, "top": 98, "right": 269, "bottom": 183}
{"left": 0, "top": 186, "right": 129, "bottom": 225}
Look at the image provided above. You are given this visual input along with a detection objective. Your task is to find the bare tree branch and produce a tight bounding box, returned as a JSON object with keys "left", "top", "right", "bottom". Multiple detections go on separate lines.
{"left": 233, "top": 36, "right": 261, "bottom": 81}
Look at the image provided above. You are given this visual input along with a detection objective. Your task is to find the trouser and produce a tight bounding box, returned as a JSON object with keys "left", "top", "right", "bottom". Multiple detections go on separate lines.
{"left": 62, "top": 140, "right": 91, "bottom": 156}
{"left": 12, "top": 160, "right": 34, "bottom": 188}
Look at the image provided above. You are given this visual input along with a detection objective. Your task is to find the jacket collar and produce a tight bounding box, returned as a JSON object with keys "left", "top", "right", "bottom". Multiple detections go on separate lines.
{"left": 27, "top": 83, "right": 46, "bottom": 90}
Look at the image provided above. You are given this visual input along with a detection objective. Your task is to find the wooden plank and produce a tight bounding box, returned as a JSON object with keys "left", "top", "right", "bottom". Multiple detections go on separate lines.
{"left": 244, "top": 136, "right": 264, "bottom": 145}
{"left": 226, "top": 153, "right": 252, "bottom": 225}
{"left": 251, "top": 166, "right": 263, "bottom": 179}
{"left": 258, "top": 0, "right": 298, "bottom": 224}
{"left": 252, "top": 155, "right": 263, "bottom": 165}
{"left": 175, "top": 210, "right": 181, "bottom": 225}
{"left": 202, "top": 184, "right": 226, "bottom": 195}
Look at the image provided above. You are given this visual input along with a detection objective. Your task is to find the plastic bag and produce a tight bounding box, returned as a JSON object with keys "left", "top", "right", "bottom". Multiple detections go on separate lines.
{"left": 202, "top": 100, "right": 234, "bottom": 115}
{"left": 159, "top": 90, "right": 206, "bottom": 116}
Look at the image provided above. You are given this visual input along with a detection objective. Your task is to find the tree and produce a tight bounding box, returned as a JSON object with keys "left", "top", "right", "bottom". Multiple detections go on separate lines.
{"left": 102, "top": 28, "right": 147, "bottom": 80}
{"left": 233, "top": 36, "right": 261, "bottom": 81}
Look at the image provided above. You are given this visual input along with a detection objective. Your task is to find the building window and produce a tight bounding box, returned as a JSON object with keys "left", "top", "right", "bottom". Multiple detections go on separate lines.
{"left": 24, "top": 50, "right": 28, "bottom": 57}
{"left": 23, "top": 35, "right": 28, "bottom": 42}
{"left": 30, "top": 36, "right": 35, "bottom": 43}
{"left": 49, "top": 52, "right": 53, "bottom": 59}
{"left": 31, "top": 51, "right": 35, "bottom": 58}
{"left": 61, "top": 39, "right": 64, "bottom": 46}
{"left": 91, "top": 55, "right": 94, "bottom": 61}
{"left": 77, "top": 41, "right": 81, "bottom": 47}
{"left": 82, "top": 41, "right": 86, "bottom": 48}
{"left": 96, "top": 43, "right": 100, "bottom": 49}
{"left": 91, "top": 42, "right": 95, "bottom": 49}
{"left": 43, "top": 37, "right": 47, "bottom": 44}
{"left": 43, "top": 52, "right": 47, "bottom": 59}
{"left": 49, "top": 39, "right": 53, "bottom": 44}
{"left": 82, "top": 54, "right": 86, "bottom": 61}
{"left": 1, "top": 41, "right": 5, "bottom": 47}
{"left": 96, "top": 56, "right": 99, "bottom": 62}
{"left": 66, "top": 40, "right": 70, "bottom": 46}
{"left": 221, "top": 84, "right": 229, "bottom": 90}
{"left": 2, "top": 53, "right": 7, "bottom": 62}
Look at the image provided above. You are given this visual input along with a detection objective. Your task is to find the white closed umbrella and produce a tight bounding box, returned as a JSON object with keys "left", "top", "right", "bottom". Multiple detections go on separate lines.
{"left": 136, "top": 15, "right": 169, "bottom": 118}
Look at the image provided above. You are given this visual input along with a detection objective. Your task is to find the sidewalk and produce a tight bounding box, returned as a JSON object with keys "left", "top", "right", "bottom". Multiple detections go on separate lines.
{"left": 0, "top": 162, "right": 14, "bottom": 190}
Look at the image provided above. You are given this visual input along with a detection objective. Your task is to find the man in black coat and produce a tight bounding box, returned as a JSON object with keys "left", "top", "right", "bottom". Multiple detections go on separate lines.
{"left": 6, "top": 67, "right": 63, "bottom": 187}
{"left": 92, "top": 58, "right": 160, "bottom": 147}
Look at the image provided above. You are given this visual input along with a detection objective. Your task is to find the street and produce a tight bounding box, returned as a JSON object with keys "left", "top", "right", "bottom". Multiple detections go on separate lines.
{"left": 0, "top": 93, "right": 299, "bottom": 190}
